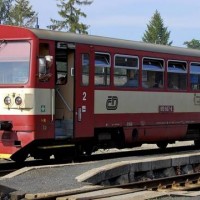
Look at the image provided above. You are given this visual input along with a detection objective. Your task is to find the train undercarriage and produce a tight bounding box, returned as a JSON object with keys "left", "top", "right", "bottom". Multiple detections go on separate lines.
{"left": 10, "top": 123, "right": 200, "bottom": 162}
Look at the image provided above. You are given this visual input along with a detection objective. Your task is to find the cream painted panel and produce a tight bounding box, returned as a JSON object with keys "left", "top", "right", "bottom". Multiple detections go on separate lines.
{"left": 94, "top": 90, "right": 200, "bottom": 114}
{"left": 0, "top": 88, "right": 54, "bottom": 115}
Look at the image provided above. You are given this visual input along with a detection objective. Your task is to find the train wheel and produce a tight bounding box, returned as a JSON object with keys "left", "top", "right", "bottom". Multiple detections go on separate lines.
{"left": 76, "top": 144, "right": 93, "bottom": 156}
{"left": 11, "top": 151, "right": 28, "bottom": 163}
{"left": 54, "top": 151, "right": 67, "bottom": 161}
{"left": 194, "top": 140, "right": 200, "bottom": 147}
{"left": 54, "top": 153, "right": 64, "bottom": 160}
{"left": 84, "top": 148, "right": 92, "bottom": 156}
{"left": 157, "top": 142, "right": 168, "bottom": 150}
{"left": 54, "top": 147, "right": 75, "bottom": 161}
{"left": 39, "top": 153, "right": 51, "bottom": 161}
{"left": 14, "top": 153, "right": 28, "bottom": 163}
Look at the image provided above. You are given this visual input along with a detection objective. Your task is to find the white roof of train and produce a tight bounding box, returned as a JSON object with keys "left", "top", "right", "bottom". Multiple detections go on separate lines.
{"left": 30, "top": 28, "right": 200, "bottom": 58}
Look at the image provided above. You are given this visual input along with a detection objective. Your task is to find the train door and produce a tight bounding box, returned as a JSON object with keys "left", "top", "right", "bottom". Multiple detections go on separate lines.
{"left": 74, "top": 45, "right": 94, "bottom": 138}
{"left": 54, "top": 42, "right": 75, "bottom": 139}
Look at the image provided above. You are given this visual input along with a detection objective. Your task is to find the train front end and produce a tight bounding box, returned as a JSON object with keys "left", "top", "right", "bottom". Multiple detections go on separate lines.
{"left": 0, "top": 25, "right": 51, "bottom": 161}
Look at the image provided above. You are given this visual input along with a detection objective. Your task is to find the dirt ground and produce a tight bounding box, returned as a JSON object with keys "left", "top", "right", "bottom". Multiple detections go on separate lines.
{"left": 93, "top": 141, "right": 194, "bottom": 154}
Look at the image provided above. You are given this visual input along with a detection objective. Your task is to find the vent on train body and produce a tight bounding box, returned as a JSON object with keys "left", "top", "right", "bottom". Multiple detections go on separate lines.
{"left": 3, "top": 93, "right": 33, "bottom": 109}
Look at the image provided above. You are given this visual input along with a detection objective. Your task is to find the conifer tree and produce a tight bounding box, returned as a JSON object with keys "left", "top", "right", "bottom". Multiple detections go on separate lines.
{"left": 142, "top": 10, "right": 172, "bottom": 45}
{"left": 184, "top": 39, "right": 200, "bottom": 49}
{"left": 8, "top": 0, "right": 37, "bottom": 27}
{"left": 48, "top": 0, "right": 93, "bottom": 34}
{"left": 0, "top": 0, "right": 13, "bottom": 24}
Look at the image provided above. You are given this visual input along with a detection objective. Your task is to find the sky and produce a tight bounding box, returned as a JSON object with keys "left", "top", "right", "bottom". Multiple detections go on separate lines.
{"left": 29, "top": 0, "right": 200, "bottom": 47}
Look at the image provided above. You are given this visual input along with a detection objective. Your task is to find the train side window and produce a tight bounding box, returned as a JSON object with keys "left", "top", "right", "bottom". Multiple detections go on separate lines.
{"left": 82, "top": 54, "right": 89, "bottom": 86}
{"left": 114, "top": 55, "right": 139, "bottom": 87}
{"left": 190, "top": 62, "right": 200, "bottom": 90}
{"left": 167, "top": 60, "right": 187, "bottom": 90}
{"left": 55, "top": 46, "right": 68, "bottom": 85}
{"left": 39, "top": 43, "right": 53, "bottom": 82}
{"left": 142, "top": 58, "right": 164, "bottom": 89}
{"left": 95, "top": 52, "right": 110, "bottom": 86}
{"left": 56, "top": 61, "right": 67, "bottom": 84}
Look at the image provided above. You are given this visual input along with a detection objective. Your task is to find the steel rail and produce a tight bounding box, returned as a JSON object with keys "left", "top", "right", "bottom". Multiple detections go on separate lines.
{"left": 24, "top": 172, "right": 200, "bottom": 200}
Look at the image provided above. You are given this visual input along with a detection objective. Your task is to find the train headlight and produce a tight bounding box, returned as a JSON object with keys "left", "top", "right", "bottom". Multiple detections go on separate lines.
{"left": 4, "top": 96, "right": 11, "bottom": 105}
{"left": 15, "top": 96, "right": 22, "bottom": 105}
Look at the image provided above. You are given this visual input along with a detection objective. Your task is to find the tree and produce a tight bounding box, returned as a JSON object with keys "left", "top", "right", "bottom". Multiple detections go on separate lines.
{"left": 0, "top": 0, "right": 13, "bottom": 24}
{"left": 142, "top": 10, "right": 172, "bottom": 45}
{"left": 184, "top": 39, "right": 200, "bottom": 49}
{"left": 48, "top": 0, "right": 93, "bottom": 34}
{"left": 8, "top": 0, "right": 37, "bottom": 27}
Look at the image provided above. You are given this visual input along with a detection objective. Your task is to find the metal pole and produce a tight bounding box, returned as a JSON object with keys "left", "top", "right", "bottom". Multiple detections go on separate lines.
{"left": 35, "top": 17, "right": 39, "bottom": 29}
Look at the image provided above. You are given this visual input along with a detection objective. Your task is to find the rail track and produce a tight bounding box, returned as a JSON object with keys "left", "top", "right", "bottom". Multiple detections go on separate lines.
{"left": 0, "top": 169, "right": 17, "bottom": 177}
{"left": 0, "top": 144, "right": 198, "bottom": 174}
{"left": 1, "top": 144, "right": 200, "bottom": 200}
{"left": 77, "top": 143, "right": 199, "bottom": 163}
{"left": 22, "top": 172, "right": 200, "bottom": 200}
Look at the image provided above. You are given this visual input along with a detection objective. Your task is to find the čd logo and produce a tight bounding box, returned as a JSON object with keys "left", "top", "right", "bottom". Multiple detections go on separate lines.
{"left": 106, "top": 96, "right": 118, "bottom": 110}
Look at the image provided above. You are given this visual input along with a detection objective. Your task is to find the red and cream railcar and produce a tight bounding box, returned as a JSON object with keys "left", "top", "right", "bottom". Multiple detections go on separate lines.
{"left": 0, "top": 25, "right": 200, "bottom": 161}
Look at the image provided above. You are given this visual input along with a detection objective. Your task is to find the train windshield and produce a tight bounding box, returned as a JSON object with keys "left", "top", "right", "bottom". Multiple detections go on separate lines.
{"left": 0, "top": 41, "right": 30, "bottom": 84}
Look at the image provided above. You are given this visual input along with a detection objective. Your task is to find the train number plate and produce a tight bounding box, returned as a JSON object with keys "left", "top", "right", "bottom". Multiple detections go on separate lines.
{"left": 159, "top": 105, "right": 174, "bottom": 113}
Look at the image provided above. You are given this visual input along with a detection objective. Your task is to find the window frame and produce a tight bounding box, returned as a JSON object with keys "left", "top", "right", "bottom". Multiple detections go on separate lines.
{"left": 94, "top": 52, "right": 111, "bottom": 86}
{"left": 167, "top": 60, "right": 187, "bottom": 74}
{"left": 55, "top": 44, "right": 68, "bottom": 85}
{"left": 81, "top": 53, "right": 90, "bottom": 86}
{"left": 114, "top": 54, "right": 139, "bottom": 87}
{"left": 190, "top": 62, "right": 200, "bottom": 90}
{"left": 142, "top": 57, "right": 164, "bottom": 72}
{"left": 167, "top": 60, "right": 187, "bottom": 90}
{"left": 190, "top": 62, "right": 200, "bottom": 74}
{"left": 142, "top": 57, "right": 164, "bottom": 89}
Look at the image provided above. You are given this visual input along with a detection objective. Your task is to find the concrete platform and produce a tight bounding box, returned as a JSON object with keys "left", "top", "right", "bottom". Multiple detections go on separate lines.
{"left": 76, "top": 152, "right": 200, "bottom": 184}
{"left": 0, "top": 142, "right": 200, "bottom": 198}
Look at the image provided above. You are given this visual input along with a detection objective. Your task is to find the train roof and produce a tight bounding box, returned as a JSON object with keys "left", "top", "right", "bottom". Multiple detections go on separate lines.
{"left": 30, "top": 28, "right": 200, "bottom": 58}
{"left": 2, "top": 25, "right": 200, "bottom": 58}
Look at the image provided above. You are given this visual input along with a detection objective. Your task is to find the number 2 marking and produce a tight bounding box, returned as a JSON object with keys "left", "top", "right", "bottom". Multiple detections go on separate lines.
{"left": 83, "top": 92, "right": 87, "bottom": 101}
